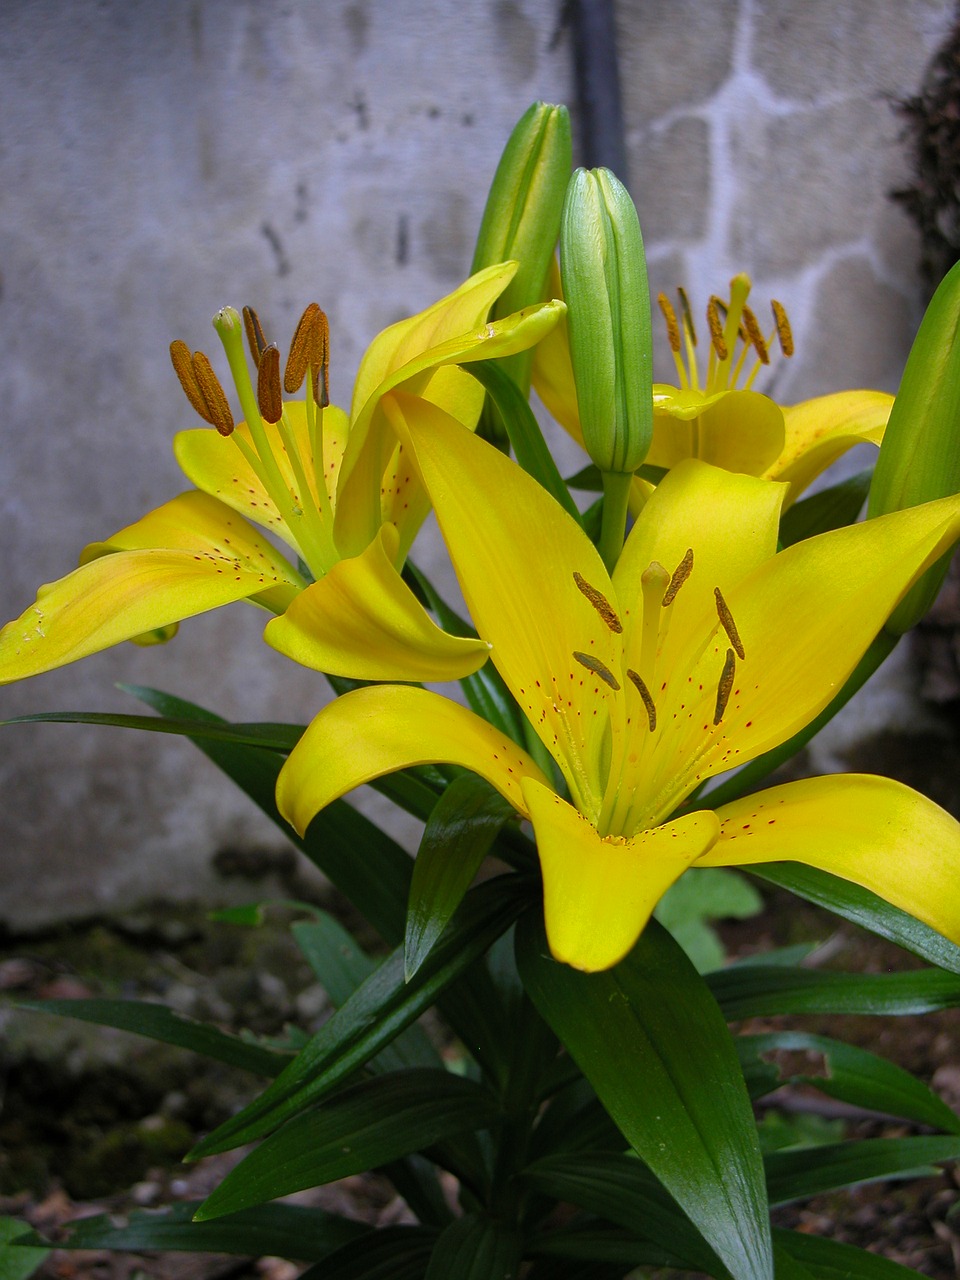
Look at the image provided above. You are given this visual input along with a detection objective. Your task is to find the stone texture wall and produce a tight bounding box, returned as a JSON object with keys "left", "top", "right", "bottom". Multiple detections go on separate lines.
{"left": 0, "top": 0, "right": 955, "bottom": 928}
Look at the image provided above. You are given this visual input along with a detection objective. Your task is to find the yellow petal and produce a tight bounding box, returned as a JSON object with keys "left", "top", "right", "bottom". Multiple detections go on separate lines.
{"left": 647, "top": 388, "right": 785, "bottom": 476}
{"left": 334, "top": 298, "right": 566, "bottom": 557}
{"left": 264, "top": 524, "right": 490, "bottom": 681}
{"left": 350, "top": 262, "right": 518, "bottom": 421}
{"left": 640, "top": 491, "right": 960, "bottom": 816}
{"left": 769, "top": 389, "right": 892, "bottom": 501}
{"left": 390, "top": 391, "right": 620, "bottom": 819}
{"left": 700, "top": 774, "right": 960, "bottom": 945}
{"left": 524, "top": 776, "right": 720, "bottom": 972}
{"left": 174, "top": 403, "right": 349, "bottom": 556}
{"left": 276, "top": 685, "right": 548, "bottom": 836}
{"left": 0, "top": 543, "right": 298, "bottom": 683}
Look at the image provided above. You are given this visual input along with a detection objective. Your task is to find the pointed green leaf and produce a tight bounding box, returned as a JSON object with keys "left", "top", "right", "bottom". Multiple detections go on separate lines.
{"left": 766, "top": 1135, "right": 960, "bottom": 1204}
{"left": 193, "top": 876, "right": 527, "bottom": 1157}
{"left": 297, "top": 1226, "right": 438, "bottom": 1280}
{"left": 196, "top": 1070, "right": 499, "bottom": 1219}
{"left": 737, "top": 1032, "right": 960, "bottom": 1132}
{"left": 18, "top": 998, "right": 288, "bottom": 1076}
{"left": 745, "top": 862, "right": 960, "bottom": 975}
{"left": 424, "top": 1213, "right": 521, "bottom": 1280}
{"left": 0, "top": 1218, "right": 49, "bottom": 1280}
{"left": 516, "top": 914, "right": 772, "bottom": 1280}
{"left": 771, "top": 1227, "right": 935, "bottom": 1278}
{"left": 779, "top": 470, "right": 872, "bottom": 547}
{"left": 407, "top": 775, "right": 516, "bottom": 978}
{"left": 54, "top": 1202, "right": 364, "bottom": 1260}
{"left": 709, "top": 964, "right": 960, "bottom": 1019}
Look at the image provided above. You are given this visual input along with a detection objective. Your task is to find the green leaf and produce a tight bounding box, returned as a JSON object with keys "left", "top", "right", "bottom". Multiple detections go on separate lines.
{"left": 526, "top": 1221, "right": 690, "bottom": 1271}
{"left": 17, "top": 998, "right": 288, "bottom": 1076}
{"left": 771, "top": 1243, "right": 818, "bottom": 1279}
{"left": 771, "top": 1227, "right": 933, "bottom": 1278}
{"left": 122, "top": 685, "right": 414, "bottom": 944}
{"left": 737, "top": 1032, "right": 960, "bottom": 1133}
{"left": 765, "top": 1136, "right": 960, "bottom": 1204}
{"left": 196, "top": 1070, "right": 500, "bottom": 1219}
{"left": 745, "top": 862, "right": 960, "bottom": 975}
{"left": 521, "top": 1152, "right": 730, "bottom": 1276}
{"left": 424, "top": 1213, "right": 522, "bottom": 1280}
{"left": 54, "top": 1202, "right": 364, "bottom": 1260}
{"left": 407, "top": 775, "right": 516, "bottom": 979}
{"left": 516, "top": 914, "right": 772, "bottom": 1280}
{"left": 709, "top": 964, "right": 960, "bottom": 1019}
{"left": 193, "top": 875, "right": 528, "bottom": 1157}
{"left": 779, "top": 470, "right": 872, "bottom": 547}
{"left": 654, "top": 868, "right": 763, "bottom": 973}
{"left": 297, "top": 1226, "right": 438, "bottom": 1280}
{"left": 0, "top": 1219, "right": 48, "bottom": 1280}
{"left": 468, "top": 360, "right": 582, "bottom": 521}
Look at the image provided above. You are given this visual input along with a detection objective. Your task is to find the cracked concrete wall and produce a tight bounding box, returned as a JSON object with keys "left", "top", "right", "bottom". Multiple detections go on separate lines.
{"left": 0, "top": 0, "right": 954, "bottom": 928}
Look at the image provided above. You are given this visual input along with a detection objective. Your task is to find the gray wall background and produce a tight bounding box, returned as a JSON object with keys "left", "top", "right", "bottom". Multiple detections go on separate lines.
{"left": 1, "top": 0, "right": 954, "bottom": 929}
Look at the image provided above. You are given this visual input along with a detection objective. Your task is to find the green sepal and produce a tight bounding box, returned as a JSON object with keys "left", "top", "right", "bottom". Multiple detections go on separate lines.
{"left": 195, "top": 1070, "right": 501, "bottom": 1220}
{"left": 516, "top": 914, "right": 772, "bottom": 1280}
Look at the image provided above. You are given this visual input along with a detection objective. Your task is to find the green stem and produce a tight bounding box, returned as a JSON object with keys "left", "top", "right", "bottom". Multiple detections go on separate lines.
{"left": 598, "top": 470, "right": 633, "bottom": 573}
{"left": 699, "top": 628, "right": 899, "bottom": 811}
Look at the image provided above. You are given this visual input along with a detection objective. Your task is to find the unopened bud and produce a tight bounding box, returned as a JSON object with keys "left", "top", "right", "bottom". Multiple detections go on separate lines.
{"left": 559, "top": 167, "right": 652, "bottom": 474}
{"left": 868, "top": 259, "right": 960, "bottom": 632}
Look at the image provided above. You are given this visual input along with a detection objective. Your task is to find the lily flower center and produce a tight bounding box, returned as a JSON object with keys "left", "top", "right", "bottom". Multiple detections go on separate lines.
{"left": 571, "top": 549, "right": 746, "bottom": 841}
{"left": 655, "top": 273, "right": 794, "bottom": 399}
{"left": 170, "top": 303, "right": 340, "bottom": 581}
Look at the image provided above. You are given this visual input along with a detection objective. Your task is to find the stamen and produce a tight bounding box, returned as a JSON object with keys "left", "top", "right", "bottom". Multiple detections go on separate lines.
{"left": 706, "top": 297, "right": 729, "bottom": 361}
{"left": 573, "top": 651, "right": 620, "bottom": 691}
{"left": 657, "top": 293, "right": 682, "bottom": 353}
{"left": 662, "top": 548, "right": 694, "bottom": 606}
{"left": 677, "top": 287, "right": 697, "bottom": 345}
{"left": 741, "top": 305, "right": 770, "bottom": 364}
{"left": 714, "top": 648, "right": 736, "bottom": 724}
{"left": 257, "top": 344, "right": 283, "bottom": 424}
{"left": 771, "top": 300, "right": 794, "bottom": 357}
{"left": 627, "top": 669, "right": 657, "bottom": 730}
{"left": 243, "top": 305, "right": 268, "bottom": 367}
{"left": 191, "top": 350, "right": 235, "bottom": 436}
{"left": 714, "top": 587, "right": 745, "bottom": 660}
{"left": 573, "top": 572, "right": 623, "bottom": 633}
{"left": 169, "top": 340, "right": 215, "bottom": 425}
{"left": 285, "top": 303, "right": 321, "bottom": 393}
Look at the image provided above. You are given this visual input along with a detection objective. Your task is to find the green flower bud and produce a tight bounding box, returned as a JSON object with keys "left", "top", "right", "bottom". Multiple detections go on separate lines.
{"left": 471, "top": 102, "right": 572, "bottom": 329}
{"left": 867, "top": 259, "right": 960, "bottom": 633}
{"left": 560, "top": 167, "right": 652, "bottom": 475}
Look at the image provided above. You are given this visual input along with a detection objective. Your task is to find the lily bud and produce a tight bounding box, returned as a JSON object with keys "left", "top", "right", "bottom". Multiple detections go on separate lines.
{"left": 560, "top": 167, "right": 652, "bottom": 475}
{"left": 867, "top": 259, "right": 960, "bottom": 633}
{"left": 471, "top": 101, "right": 571, "bottom": 328}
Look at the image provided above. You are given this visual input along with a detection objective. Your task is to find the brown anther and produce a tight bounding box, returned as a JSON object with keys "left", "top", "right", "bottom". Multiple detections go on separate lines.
{"left": 573, "top": 652, "right": 620, "bottom": 691}
{"left": 243, "top": 305, "right": 268, "bottom": 368}
{"left": 170, "top": 340, "right": 215, "bottom": 425}
{"left": 573, "top": 572, "right": 623, "bottom": 633}
{"left": 662, "top": 548, "right": 694, "bottom": 607}
{"left": 677, "top": 286, "right": 697, "bottom": 345}
{"left": 627, "top": 669, "right": 657, "bottom": 730}
{"left": 714, "top": 587, "right": 745, "bottom": 660}
{"left": 713, "top": 648, "right": 736, "bottom": 725}
{"left": 657, "top": 293, "right": 682, "bottom": 354}
{"left": 771, "top": 300, "right": 794, "bottom": 358}
{"left": 741, "top": 305, "right": 770, "bottom": 364}
{"left": 285, "top": 303, "right": 330, "bottom": 406}
{"left": 706, "top": 297, "right": 729, "bottom": 361}
{"left": 257, "top": 344, "right": 283, "bottom": 424}
{"left": 191, "top": 351, "right": 235, "bottom": 436}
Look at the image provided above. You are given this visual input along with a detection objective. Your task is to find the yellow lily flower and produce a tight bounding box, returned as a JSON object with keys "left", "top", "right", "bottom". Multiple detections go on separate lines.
{"left": 277, "top": 395, "right": 960, "bottom": 973}
{"left": 533, "top": 268, "right": 892, "bottom": 505}
{"left": 0, "top": 266, "right": 563, "bottom": 685}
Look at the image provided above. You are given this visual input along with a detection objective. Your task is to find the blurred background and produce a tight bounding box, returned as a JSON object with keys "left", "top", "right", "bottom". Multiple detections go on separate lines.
{"left": 2, "top": 0, "right": 957, "bottom": 928}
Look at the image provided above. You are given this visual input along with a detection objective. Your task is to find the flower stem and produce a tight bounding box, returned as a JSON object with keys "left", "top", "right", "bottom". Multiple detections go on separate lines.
{"left": 598, "top": 470, "right": 633, "bottom": 573}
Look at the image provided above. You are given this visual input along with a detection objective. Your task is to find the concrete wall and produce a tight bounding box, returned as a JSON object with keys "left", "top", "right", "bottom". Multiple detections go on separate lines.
{"left": 1, "top": 0, "right": 954, "bottom": 928}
